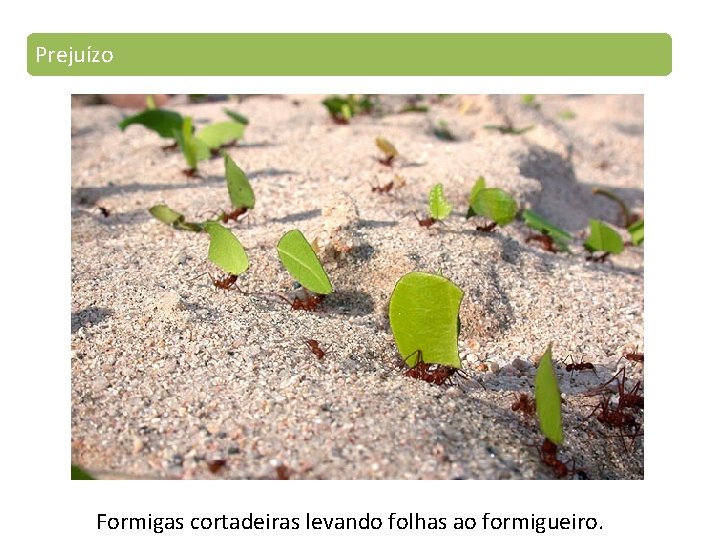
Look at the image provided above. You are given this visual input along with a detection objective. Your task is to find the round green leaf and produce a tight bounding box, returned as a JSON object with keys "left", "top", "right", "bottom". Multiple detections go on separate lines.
{"left": 469, "top": 187, "right": 517, "bottom": 225}
{"left": 118, "top": 109, "right": 183, "bottom": 139}
{"left": 428, "top": 183, "right": 453, "bottom": 220}
{"left": 388, "top": 272, "right": 464, "bottom": 369}
{"left": 277, "top": 230, "right": 333, "bottom": 295}
{"left": 522, "top": 209, "right": 572, "bottom": 251}
{"left": 203, "top": 222, "right": 249, "bottom": 275}
{"left": 584, "top": 219, "right": 624, "bottom": 254}
{"left": 196, "top": 121, "right": 246, "bottom": 150}
{"left": 535, "top": 344, "right": 563, "bottom": 445}
{"left": 224, "top": 154, "right": 255, "bottom": 209}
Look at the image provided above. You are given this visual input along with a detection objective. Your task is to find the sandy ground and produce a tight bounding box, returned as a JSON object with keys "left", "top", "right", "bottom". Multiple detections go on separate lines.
{"left": 71, "top": 94, "right": 644, "bottom": 479}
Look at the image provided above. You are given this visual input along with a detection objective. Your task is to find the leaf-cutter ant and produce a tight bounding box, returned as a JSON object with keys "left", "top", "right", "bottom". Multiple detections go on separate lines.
{"left": 511, "top": 393, "right": 536, "bottom": 417}
{"left": 412, "top": 212, "right": 438, "bottom": 229}
{"left": 403, "top": 350, "right": 458, "bottom": 386}
{"left": 377, "top": 155, "right": 395, "bottom": 167}
{"left": 207, "top": 459, "right": 227, "bottom": 474}
{"left": 98, "top": 206, "right": 110, "bottom": 218}
{"left": 305, "top": 339, "right": 325, "bottom": 360}
{"left": 525, "top": 232, "right": 557, "bottom": 252}
{"left": 585, "top": 252, "right": 610, "bottom": 263}
{"left": 592, "top": 367, "right": 643, "bottom": 411}
{"left": 277, "top": 291, "right": 325, "bottom": 312}
{"left": 623, "top": 347, "right": 644, "bottom": 363}
{"left": 537, "top": 438, "right": 572, "bottom": 479}
{"left": 476, "top": 220, "right": 498, "bottom": 233}
{"left": 195, "top": 272, "right": 239, "bottom": 291}
{"left": 371, "top": 181, "right": 395, "bottom": 194}
{"left": 561, "top": 354, "right": 597, "bottom": 375}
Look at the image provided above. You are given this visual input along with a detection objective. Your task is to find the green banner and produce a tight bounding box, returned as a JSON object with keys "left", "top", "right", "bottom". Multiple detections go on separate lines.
{"left": 27, "top": 33, "right": 671, "bottom": 76}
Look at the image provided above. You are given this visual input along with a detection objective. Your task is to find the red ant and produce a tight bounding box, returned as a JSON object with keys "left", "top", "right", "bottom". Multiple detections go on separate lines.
{"left": 275, "top": 464, "right": 292, "bottom": 480}
{"left": 98, "top": 206, "right": 110, "bottom": 217}
{"left": 586, "top": 394, "right": 642, "bottom": 452}
{"left": 561, "top": 354, "right": 597, "bottom": 375}
{"left": 371, "top": 181, "right": 395, "bottom": 194}
{"left": 623, "top": 347, "right": 644, "bottom": 363}
{"left": 511, "top": 393, "right": 536, "bottom": 417}
{"left": 277, "top": 291, "right": 325, "bottom": 312}
{"left": 207, "top": 459, "right": 227, "bottom": 474}
{"left": 195, "top": 272, "right": 239, "bottom": 291}
{"left": 586, "top": 252, "right": 610, "bottom": 263}
{"left": 403, "top": 350, "right": 458, "bottom": 386}
{"left": 182, "top": 168, "right": 200, "bottom": 178}
{"left": 412, "top": 212, "right": 438, "bottom": 228}
{"left": 476, "top": 220, "right": 498, "bottom": 233}
{"left": 305, "top": 339, "right": 325, "bottom": 360}
{"left": 525, "top": 232, "right": 557, "bottom": 252}
{"left": 219, "top": 207, "right": 248, "bottom": 223}
{"left": 593, "top": 367, "right": 643, "bottom": 411}
{"left": 376, "top": 155, "right": 395, "bottom": 167}
{"left": 537, "top": 438, "right": 572, "bottom": 479}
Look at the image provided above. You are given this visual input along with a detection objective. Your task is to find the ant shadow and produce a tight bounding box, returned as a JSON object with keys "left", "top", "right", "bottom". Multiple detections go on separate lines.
{"left": 71, "top": 307, "right": 113, "bottom": 333}
{"left": 517, "top": 145, "right": 644, "bottom": 231}
{"left": 270, "top": 209, "right": 321, "bottom": 223}
{"left": 323, "top": 289, "right": 374, "bottom": 317}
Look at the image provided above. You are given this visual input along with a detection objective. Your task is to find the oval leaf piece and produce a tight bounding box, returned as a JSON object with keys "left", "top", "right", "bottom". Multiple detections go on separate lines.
{"left": 149, "top": 204, "right": 183, "bottom": 225}
{"left": 466, "top": 176, "right": 486, "bottom": 218}
{"left": 535, "top": 343, "right": 563, "bottom": 445}
{"left": 196, "top": 121, "right": 246, "bottom": 150}
{"left": 224, "top": 154, "right": 255, "bottom": 210}
{"left": 469, "top": 187, "right": 517, "bottom": 225}
{"left": 428, "top": 183, "right": 453, "bottom": 220}
{"left": 522, "top": 209, "right": 572, "bottom": 251}
{"left": 118, "top": 109, "right": 183, "bottom": 139}
{"left": 375, "top": 136, "right": 397, "bottom": 158}
{"left": 388, "top": 272, "right": 464, "bottom": 369}
{"left": 584, "top": 219, "right": 624, "bottom": 254}
{"left": 277, "top": 230, "right": 333, "bottom": 294}
{"left": 223, "top": 108, "right": 249, "bottom": 125}
{"left": 203, "top": 222, "right": 249, "bottom": 275}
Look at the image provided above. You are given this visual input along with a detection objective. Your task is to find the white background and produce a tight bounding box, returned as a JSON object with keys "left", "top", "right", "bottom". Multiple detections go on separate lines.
{"left": 1, "top": 1, "right": 717, "bottom": 538}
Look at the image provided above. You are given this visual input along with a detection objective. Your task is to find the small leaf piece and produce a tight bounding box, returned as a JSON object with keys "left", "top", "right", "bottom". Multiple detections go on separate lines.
{"left": 174, "top": 116, "right": 210, "bottom": 169}
{"left": 375, "top": 136, "right": 397, "bottom": 158}
{"left": 149, "top": 204, "right": 183, "bottom": 225}
{"left": 277, "top": 230, "right": 333, "bottom": 295}
{"left": 469, "top": 187, "right": 518, "bottom": 226}
{"left": 71, "top": 464, "right": 95, "bottom": 480}
{"left": 223, "top": 108, "right": 249, "bottom": 125}
{"left": 196, "top": 121, "right": 246, "bottom": 149}
{"left": 204, "top": 222, "right": 249, "bottom": 275}
{"left": 522, "top": 209, "right": 572, "bottom": 252}
{"left": 118, "top": 109, "right": 183, "bottom": 139}
{"left": 428, "top": 183, "right": 453, "bottom": 220}
{"left": 628, "top": 218, "right": 644, "bottom": 246}
{"left": 389, "top": 272, "right": 464, "bottom": 369}
{"left": 466, "top": 176, "right": 487, "bottom": 218}
{"left": 584, "top": 219, "right": 624, "bottom": 254}
{"left": 535, "top": 344, "right": 563, "bottom": 445}
{"left": 224, "top": 154, "right": 255, "bottom": 210}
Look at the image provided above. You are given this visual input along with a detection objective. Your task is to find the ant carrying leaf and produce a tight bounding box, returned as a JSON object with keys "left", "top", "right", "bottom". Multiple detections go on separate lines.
{"left": 584, "top": 219, "right": 624, "bottom": 262}
{"left": 375, "top": 136, "right": 398, "bottom": 167}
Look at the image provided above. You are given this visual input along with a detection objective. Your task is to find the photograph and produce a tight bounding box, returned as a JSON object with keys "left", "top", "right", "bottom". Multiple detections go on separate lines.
{"left": 71, "top": 93, "right": 644, "bottom": 479}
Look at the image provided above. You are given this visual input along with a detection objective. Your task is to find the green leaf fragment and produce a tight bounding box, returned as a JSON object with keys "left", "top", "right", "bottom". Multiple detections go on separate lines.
{"left": 535, "top": 344, "right": 563, "bottom": 445}
{"left": 277, "top": 229, "right": 333, "bottom": 295}
{"left": 584, "top": 219, "right": 624, "bottom": 254}
{"left": 71, "top": 464, "right": 95, "bottom": 480}
{"left": 224, "top": 154, "right": 255, "bottom": 209}
{"left": 148, "top": 204, "right": 203, "bottom": 232}
{"left": 428, "top": 183, "right": 453, "bottom": 220}
{"left": 196, "top": 121, "right": 246, "bottom": 149}
{"left": 223, "top": 108, "right": 249, "bottom": 125}
{"left": 628, "top": 218, "right": 644, "bottom": 246}
{"left": 558, "top": 110, "right": 576, "bottom": 120}
{"left": 203, "top": 222, "right": 249, "bottom": 275}
{"left": 118, "top": 109, "right": 183, "bottom": 139}
{"left": 522, "top": 209, "right": 572, "bottom": 252}
{"left": 375, "top": 136, "right": 397, "bottom": 158}
{"left": 174, "top": 116, "right": 210, "bottom": 169}
{"left": 432, "top": 120, "right": 458, "bottom": 141}
{"left": 388, "top": 272, "right": 464, "bottom": 369}
{"left": 469, "top": 187, "right": 518, "bottom": 226}
{"left": 466, "top": 176, "right": 487, "bottom": 218}
{"left": 145, "top": 95, "right": 157, "bottom": 110}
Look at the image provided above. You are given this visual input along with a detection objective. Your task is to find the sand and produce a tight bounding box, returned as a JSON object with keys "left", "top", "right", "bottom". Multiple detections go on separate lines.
{"left": 71, "top": 94, "right": 644, "bottom": 479}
